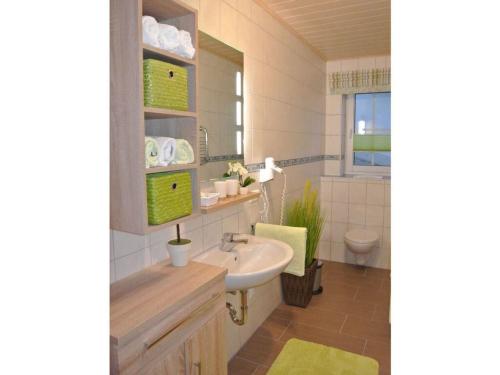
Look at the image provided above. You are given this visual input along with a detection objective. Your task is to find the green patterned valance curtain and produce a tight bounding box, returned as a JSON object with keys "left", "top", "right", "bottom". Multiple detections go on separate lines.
{"left": 328, "top": 68, "right": 391, "bottom": 95}
{"left": 353, "top": 135, "right": 391, "bottom": 152}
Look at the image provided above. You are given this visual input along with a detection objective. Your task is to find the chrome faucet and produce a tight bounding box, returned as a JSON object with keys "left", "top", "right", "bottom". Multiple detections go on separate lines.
{"left": 220, "top": 233, "right": 248, "bottom": 252}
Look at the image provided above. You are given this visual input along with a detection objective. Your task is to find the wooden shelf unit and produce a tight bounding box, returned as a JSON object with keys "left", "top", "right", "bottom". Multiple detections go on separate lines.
{"left": 111, "top": 0, "right": 200, "bottom": 235}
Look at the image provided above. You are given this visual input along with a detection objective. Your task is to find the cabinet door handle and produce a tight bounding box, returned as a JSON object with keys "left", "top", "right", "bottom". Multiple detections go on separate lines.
{"left": 193, "top": 361, "right": 201, "bottom": 374}
{"left": 143, "top": 292, "right": 222, "bottom": 350}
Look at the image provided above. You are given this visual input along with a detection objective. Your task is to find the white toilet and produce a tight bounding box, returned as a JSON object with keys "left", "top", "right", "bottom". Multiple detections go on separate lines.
{"left": 344, "top": 229, "right": 379, "bottom": 266}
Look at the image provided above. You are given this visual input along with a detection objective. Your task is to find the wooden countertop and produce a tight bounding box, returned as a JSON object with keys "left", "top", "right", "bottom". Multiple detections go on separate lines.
{"left": 110, "top": 260, "right": 227, "bottom": 345}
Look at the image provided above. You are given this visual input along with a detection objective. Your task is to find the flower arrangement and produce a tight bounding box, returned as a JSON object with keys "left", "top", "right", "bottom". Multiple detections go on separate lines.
{"left": 223, "top": 161, "right": 255, "bottom": 188}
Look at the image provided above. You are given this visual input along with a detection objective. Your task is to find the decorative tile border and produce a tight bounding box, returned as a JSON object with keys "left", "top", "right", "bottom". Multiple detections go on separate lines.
{"left": 201, "top": 154, "right": 243, "bottom": 164}
{"left": 245, "top": 155, "right": 342, "bottom": 172}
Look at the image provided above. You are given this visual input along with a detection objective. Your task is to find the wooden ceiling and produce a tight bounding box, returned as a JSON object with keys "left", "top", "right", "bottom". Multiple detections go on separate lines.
{"left": 258, "top": 0, "right": 391, "bottom": 60}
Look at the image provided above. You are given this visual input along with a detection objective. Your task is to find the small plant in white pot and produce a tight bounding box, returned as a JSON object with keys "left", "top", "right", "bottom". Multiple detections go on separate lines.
{"left": 239, "top": 176, "right": 255, "bottom": 195}
{"left": 167, "top": 224, "right": 191, "bottom": 267}
{"left": 223, "top": 162, "right": 255, "bottom": 195}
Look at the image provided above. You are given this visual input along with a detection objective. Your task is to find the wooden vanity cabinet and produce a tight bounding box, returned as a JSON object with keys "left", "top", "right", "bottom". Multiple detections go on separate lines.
{"left": 110, "top": 261, "right": 228, "bottom": 375}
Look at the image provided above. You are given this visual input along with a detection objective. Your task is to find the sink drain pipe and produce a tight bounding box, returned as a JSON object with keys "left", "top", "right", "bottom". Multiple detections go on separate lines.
{"left": 226, "top": 290, "right": 248, "bottom": 325}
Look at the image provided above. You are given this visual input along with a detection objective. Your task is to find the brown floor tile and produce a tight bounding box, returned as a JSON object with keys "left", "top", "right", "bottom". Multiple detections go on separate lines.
{"left": 317, "top": 278, "right": 359, "bottom": 301}
{"left": 322, "top": 260, "right": 367, "bottom": 277}
{"left": 341, "top": 316, "right": 391, "bottom": 343}
{"left": 355, "top": 286, "right": 390, "bottom": 305}
{"left": 273, "top": 304, "right": 346, "bottom": 333}
{"left": 372, "top": 304, "right": 390, "bottom": 322}
{"left": 364, "top": 266, "right": 391, "bottom": 279}
{"left": 227, "top": 356, "right": 259, "bottom": 375}
{"left": 279, "top": 322, "right": 366, "bottom": 355}
{"left": 309, "top": 288, "right": 376, "bottom": 320}
{"left": 254, "top": 315, "right": 290, "bottom": 340}
{"left": 237, "top": 333, "right": 285, "bottom": 367}
{"left": 364, "top": 339, "right": 391, "bottom": 375}
{"left": 252, "top": 365, "right": 270, "bottom": 375}
{"left": 324, "top": 271, "right": 385, "bottom": 289}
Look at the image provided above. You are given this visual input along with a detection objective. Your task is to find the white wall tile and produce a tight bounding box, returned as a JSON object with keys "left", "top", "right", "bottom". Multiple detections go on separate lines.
{"left": 149, "top": 225, "right": 176, "bottom": 246}
{"left": 113, "top": 230, "right": 149, "bottom": 259}
{"left": 331, "top": 222, "right": 348, "bottom": 243}
{"left": 385, "top": 184, "right": 391, "bottom": 206}
{"left": 366, "top": 183, "right": 385, "bottom": 205}
{"left": 320, "top": 221, "right": 331, "bottom": 242}
{"left": 324, "top": 160, "right": 341, "bottom": 176}
{"left": 223, "top": 213, "right": 239, "bottom": 234}
{"left": 115, "top": 249, "right": 149, "bottom": 281}
{"left": 320, "top": 180, "right": 332, "bottom": 202}
{"left": 326, "top": 95, "right": 343, "bottom": 115}
{"left": 149, "top": 242, "right": 169, "bottom": 265}
{"left": 317, "top": 241, "right": 331, "bottom": 261}
{"left": 332, "top": 181, "right": 349, "bottom": 203}
{"left": 384, "top": 206, "right": 391, "bottom": 228}
{"left": 348, "top": 204, "right": 366, "bottom": 225}
{"left": 321, "top": 201, "right": 332, "bottom": 222}
{"left": 325, "top": 115, "right": 342, "bottom": 135}
{"left": 366, "top": 205, "right": 384, "bottom": 226}
{"left": 349, "top": 183, "right": 367, "bottom": 204}
{"left": 332, "top": 202, "right": 348, "bottom": 223}
{"left": 203, "top": 220, "right": 223, "bottom": 250}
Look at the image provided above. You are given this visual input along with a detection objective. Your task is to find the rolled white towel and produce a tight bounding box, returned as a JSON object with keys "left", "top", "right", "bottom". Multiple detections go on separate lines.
{"left": 173, "top": 139, "right": 194, "bottom": 165}
{"left": 173, "top": 30, "right": 196, "bottom": 59}
{"left": 145, "top": 137, "right": 159, "bottom": 168}
{"left": 142, "top": 16, "right": 160, "bottom": 48}
{"left": 158, "top": 24, "right": 180, "bottom": 51}
{"left": 154, "top": 137, "right": 176, "bottom": 166}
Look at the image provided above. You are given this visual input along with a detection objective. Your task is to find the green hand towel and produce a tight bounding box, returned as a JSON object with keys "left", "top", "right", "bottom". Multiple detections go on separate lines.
{"left": 173, "top": 139, "right": 194, "bottom": 164}
{"left": 255, "top": 223, "right": 306, "bottom": 277}
{"left": 268, "top": 338, "right": 379, "bottom": 375}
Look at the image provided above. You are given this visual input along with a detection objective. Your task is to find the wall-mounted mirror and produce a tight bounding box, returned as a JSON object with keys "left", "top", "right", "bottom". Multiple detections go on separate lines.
{"left": 198, "top": 31, "right": 244, "bottom": 182}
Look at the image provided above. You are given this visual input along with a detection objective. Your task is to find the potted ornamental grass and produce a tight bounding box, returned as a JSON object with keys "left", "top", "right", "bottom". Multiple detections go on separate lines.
{"left": 281, "top": 180, "right": 325, "bottom": 307}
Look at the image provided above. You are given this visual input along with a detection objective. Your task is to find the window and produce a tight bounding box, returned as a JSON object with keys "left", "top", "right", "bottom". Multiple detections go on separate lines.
{"left": 346, "top": 92, "right": 391, "bottom": 175}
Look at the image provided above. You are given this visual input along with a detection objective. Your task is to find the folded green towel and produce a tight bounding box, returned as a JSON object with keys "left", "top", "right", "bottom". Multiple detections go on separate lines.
{"left": 268, "top": 338, "right": 379, "bottom": 375}
{"left": 145, "top": 136, "right": 159, "bottom": 168}
{"left": 173, "top": 139, "right": 194, "bottom": 164}
{"left": 255, "top": 223, "right": 306, "bottom": 276}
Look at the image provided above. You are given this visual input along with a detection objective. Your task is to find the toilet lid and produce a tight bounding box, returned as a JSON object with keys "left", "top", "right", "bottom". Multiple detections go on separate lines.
{"left": 344, "top": 229, "right": 378, "bottom": 244}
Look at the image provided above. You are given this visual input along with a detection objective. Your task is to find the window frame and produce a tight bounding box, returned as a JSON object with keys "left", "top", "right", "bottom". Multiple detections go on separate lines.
{"left": 345, "top": 93, "right": 391, "bottom": 176}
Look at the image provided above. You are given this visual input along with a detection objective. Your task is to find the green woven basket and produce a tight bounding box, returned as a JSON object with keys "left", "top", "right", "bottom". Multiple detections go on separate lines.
{"left": 143, "top": 59, "right": 189, "bottom": 111}
{"left": 147, "top": 172, "right": 193, "bottom": 225}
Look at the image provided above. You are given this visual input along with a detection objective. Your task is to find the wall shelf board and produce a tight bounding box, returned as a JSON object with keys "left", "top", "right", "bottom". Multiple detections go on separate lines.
{"left": 144, "top": 107, "right": 197, "bottom": 119}
{"left": 143, "top": 44, "right": 196, "bottom": 67}
{"left": 146, "top": 212, "right": 201, "bottom": 233}
{"left": 200, "top": 192, "right": 260, "bottom": 214}
{"left": 145, "top": 164, "right": 197, "bottom": 174}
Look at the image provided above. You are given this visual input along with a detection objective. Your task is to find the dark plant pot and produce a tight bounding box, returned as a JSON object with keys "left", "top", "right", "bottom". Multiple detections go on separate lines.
{"left": 280, "top": 259, "right": 318, "bottom": 308}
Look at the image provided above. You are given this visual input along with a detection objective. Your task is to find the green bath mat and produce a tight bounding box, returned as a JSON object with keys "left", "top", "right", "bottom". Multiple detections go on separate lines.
{"left": 267, "top": 338, "right": 379, "bottom": 375}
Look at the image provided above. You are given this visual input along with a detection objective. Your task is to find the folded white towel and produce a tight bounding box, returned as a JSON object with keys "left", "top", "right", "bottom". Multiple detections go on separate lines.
{"left": 154, "top": 137, "right": 176, "bottom": 166}
{"left": 145, "top": 137, "right": 159, "bottom": 168}
{"left": 158, "top": 24, "right": 180, "bottom": 51}
{"left": 173, "top": 139, "right": 194, "bottom": 164}
{"left": 142, "top": 16, "right": 160, "bottom": 48}
{"left": 173, "top": 30, "right": 196, "bottom": 59}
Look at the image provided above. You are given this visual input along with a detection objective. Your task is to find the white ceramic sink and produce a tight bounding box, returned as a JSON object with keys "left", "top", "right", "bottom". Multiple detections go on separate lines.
{"left": 194, "top": 234, "right": 293, "bottom": 291}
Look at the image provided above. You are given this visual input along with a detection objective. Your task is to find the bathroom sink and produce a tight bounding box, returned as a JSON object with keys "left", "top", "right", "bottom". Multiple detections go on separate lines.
{"left": 194, "top": 235, "right": 293, "bottom": 291}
